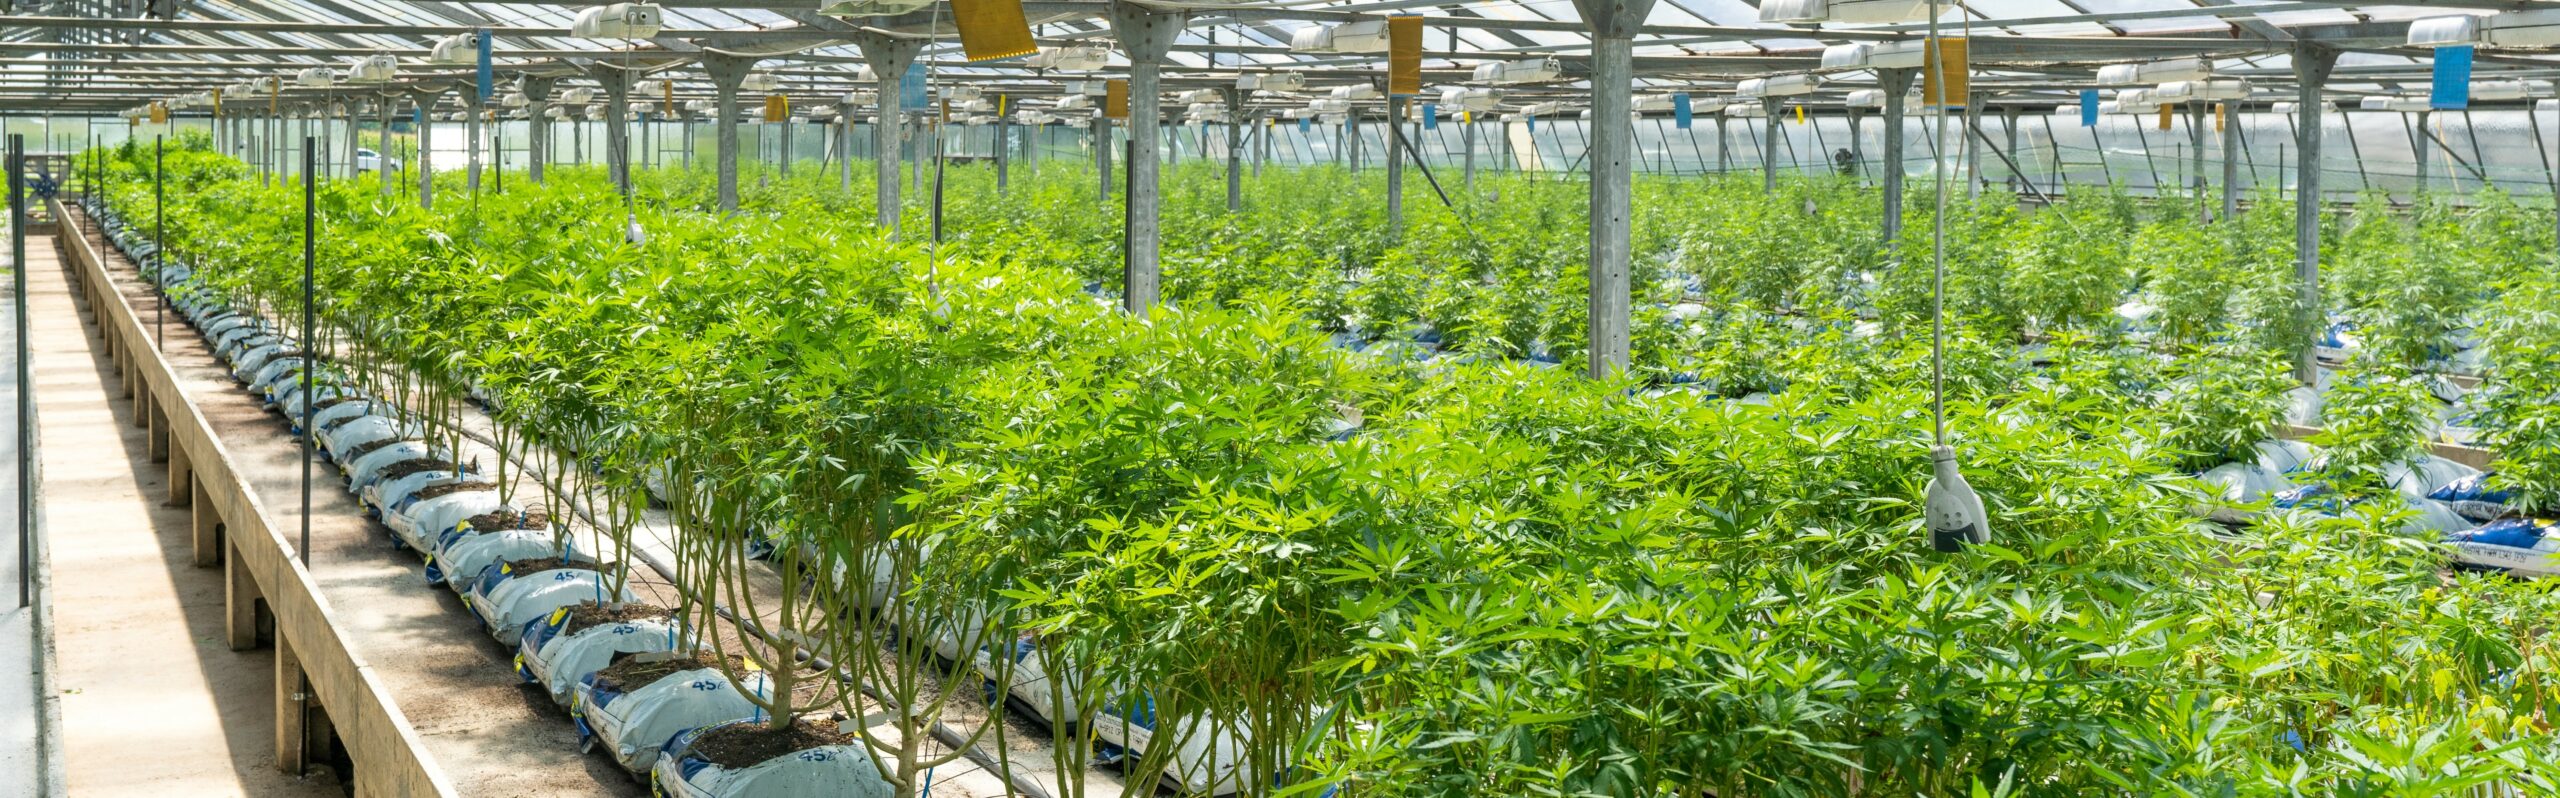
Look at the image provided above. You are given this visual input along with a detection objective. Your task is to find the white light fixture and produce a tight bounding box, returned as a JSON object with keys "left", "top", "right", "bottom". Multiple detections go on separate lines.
{"left": 295, "top": 67, "right": 336, "bottom": 87}
{"left": 1725, "top": 102, "right": 1769, "bottom": 117}
{"left": 1290, "top": 19, "right": 1390, "bottom": 53}
{"left": 1519, "top": 100, "right": 1570, "bottom": 116}
{"left": 2409, "top": 9, "right": 2560, "bottom": 48}
{"left": 502, "top": 91, "right": 530, "bottom": 108}
{"left": 2359, "top": 95, "right": 2432, "bottom": 112}
{"left": 816, "top": 0, "right": 936, "bottom": 17}
{"left": 1759, "top": 0, "right": 1929, "bottom": 24}
{"left": 1054, "top": 94, "right": 1094, "bottom": 111}
{"left": 1281, "top": 107, "right": 1319, "bottom": 120}
{"left": 1472, "top": 57, "right": 1563, "bottom": 85}
{"left": 2270, "top": 101, "right": 2335, "bottom": 114}
{"left": 586, "top": 104, "right": 609, "bottom": 120}
{"left": 346, "top": 54, "right": 397, "bottom": 83}
{"left": 942, "top": 85, "right": 984, "bottom": 102}
{"left": 1015, "top": 110, "right": 1056, "bottom": 125}
{"left": 2471, "top": 79, "right": 2553, "bottom": 101}
{"left": 1177, "top": 88, "right": 1223, "bottom": 104}
{"left": 961, "top": 97, "right": 996, "bottom": 113}
{"left": 1737, "top": 74, "right": 1820, "bottom": 98}
{"left": 840, "top": 90, "right": 878, "bottom": 105}
{"left": 560, "top": 87, "right": 597, "bottom": 105}
{"left": 2158, "top": 78, "right": 2249, "bottom": 101}
{"left": 1239, "top": 72, "right": 1306, "bottom": 93}
{"left": 1064, "top": 80, "right": 1110, "bottom": 97}
{"left": 2096, "top": 58, "right": 2208, "bottom": 87}
{"left": 1026, "top": 45, "right": 1110, "bottom": 71}
{"left": 1632, "top": 94, "right": 1678, "bottom": 113}
{"left": 1329, "top": 84, "right": 1381, "bottom": 101}
{"left": 1819, "top": 40, "right": 1924, "bottom": 71}
{"left": 684, "top": 99, "right": 714, "bottom": 113}
{"left": 1309, "top": 97, "right": 1352, "bottom": 114}
{"left": 740, "top": 72, "right": 783, "bottom": 92}
{"left": 570, "top": 3, "right": 662, "bottom": 39}
{"left": 428, "top": 32, "right": 478, "bottom": 66}
{"left": 1439, "top": 86, "right": 1500, "bottom": 112}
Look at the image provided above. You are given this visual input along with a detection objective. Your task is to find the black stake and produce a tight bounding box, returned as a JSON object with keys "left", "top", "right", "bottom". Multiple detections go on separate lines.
{"left": 12, "top": 135, "right": 30, "bottom": 609}
{"left": 300, "top": 136, "right": 316, "bottom": 567}
{"left": 155, "top": 135, "right": 165, "bottom": 351}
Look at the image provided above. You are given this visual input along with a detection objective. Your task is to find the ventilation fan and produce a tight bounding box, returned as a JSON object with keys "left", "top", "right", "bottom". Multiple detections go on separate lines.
{"left": 571, "top": 3, "right": 663, "bottom": 39}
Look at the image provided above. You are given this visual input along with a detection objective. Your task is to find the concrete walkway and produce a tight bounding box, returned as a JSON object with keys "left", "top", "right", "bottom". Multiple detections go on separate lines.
{"left": 2, "top": 221, "right": 62, "bottom": 798}
{"left": 29, "top": 235, "right": 341, "bottom": 797}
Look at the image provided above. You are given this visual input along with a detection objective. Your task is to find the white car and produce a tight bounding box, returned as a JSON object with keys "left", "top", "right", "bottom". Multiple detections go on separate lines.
{"left": 356, "top": 148, "right": 402, "bottom": 172}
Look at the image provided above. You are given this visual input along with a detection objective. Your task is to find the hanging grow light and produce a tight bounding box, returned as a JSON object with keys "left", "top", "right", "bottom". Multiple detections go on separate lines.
{"left": 1015, "top": 110, "right": 1057, "bottom": 125}
{"left": 1518, "top": 100, "right": 1570, "bottom": 116}
{"left": 2095, "top": 58, "right": 2208, "bottom": 87}
{"left": 2157, "top": 78, "right": 2249, "bottom": 101}
{"left": 960, "top": 98, "right": 997, "bottom": 113}
{"left": 1281, "top": 107, "right": 1320, "bottom": 120}
{"left": 684, "top": 99, "right": 714, "bottom": 113}
{"left": 1026, "top": 45, "right": 1110, "bottom": 71}
{"left": 2359, "top": 95, "right": 2432, "bottom": 112}
{"left": 1329, "top": 84, "right": 1381, "bottom": 101}
{"left": 1290, "top": 19, "right": 1390, "bottom": 53}
{"left": 2471, "top": 79, "right": 2553, "bottom": 101}
{"left": 1725, "top": 102, "right": 1770, "bottom": 117}
{"left": 1633, "top": 94, "right": 1679, "bottom": 113}
{"left": 1308, "top": 97, "right": 1352, "bottom": 114}
{"left": 1177, "top": 88, "right": 1224, "bottom": 105}
{"left": 1054, "top": 95, "right": 1095, "bottom": 111}
{"left": 559, "top": 87, "right": 598, "bottom": 105}
{"left": 345, "top": 54, "right": 397, "bottom": 83}
{"left": 2114, "top": 87, "right": 2156, "bottom": 107}
{"left": 1737, "top": 74, "right": 1820, "bottom": 98}
{"left": 1819, "top": 40, "right": 1925, "bottom": 71}
{"left": 2408, "top": 9, "right": 2560, "bottom": 48}
{"left": 586, "top": 104, "right": 609, "bottom": 120}
{"left": 1064, "top": 80, "right": 1111, "bottom": 97}
{"left": 501, "top": 91, "right": 530, "bottom": 108}
{"left": 571, "top": 3, "right": 663, "bottom": 39}
{"left": 2270, "top": 101, "right": 2336, "bottom": 114}
{"left": 428, "top": 32, "right": 479, "bottom": 66}
{"left": 740, "top": 73, "right": 783, "bottom": 93}
{"left": 1759, "top": 0, "right": 1928, "bottom": 24}
{"left": 943, "top": 85, "right": 984, "bottom": 102}
{"left": 1439, "top": 86, "right": 1500, "bottom": 112}
{"left": 841, "top": 90, "right": 878, "bottom": 106}
{"left": 817, "top": 0, "right": 935, "bottom": 16}
{"left": 1238, "top": 72, "right": 1306, "bottom": 93}
{"left": 1580, "top": 108, "right": 1642, "bottom": 121}
{"left": 1845, "top": 88, "right": 1913, "bottom": 108}
{"left": 1472, "top": 57, "right": 1563, "bottom": 85}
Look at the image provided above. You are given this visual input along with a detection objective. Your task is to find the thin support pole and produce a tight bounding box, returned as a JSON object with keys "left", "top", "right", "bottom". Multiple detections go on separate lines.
{"left": 11, "top": 135, "right": 28, "bottom": 609}
{"left": 299, "top": 136, "right": 316, "bottom": 567}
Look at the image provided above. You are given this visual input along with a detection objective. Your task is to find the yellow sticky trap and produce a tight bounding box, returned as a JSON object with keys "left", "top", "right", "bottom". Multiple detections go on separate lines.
{"left": 211, "top": 88, "right": 223, "bottom": 115}
{"left": 2157, "top": 103, "right": 2173, "bottom": 131}
{"left": 1921, "top": 37, "right": 1968, "bottom": 109}
{"left": 662, "top": 80, "right": 675, "bottom": 116}
{"left": 149, "top": 103, "right": 168, "bottom": 124}
{"left": 1387, "top": 16, "right": 1423, "bottom": 96}
{"left": 952, "top": 0, "right": 1037, "bottom": 62}
{"left": 1104, "top": 79, "right": 1130, "bottom": 119}
{"left": 1794, "top": 105, "right": 1806, "bottom": 125}
{"left": 2214, "top": 102, "right": 2226, "bottom": 132}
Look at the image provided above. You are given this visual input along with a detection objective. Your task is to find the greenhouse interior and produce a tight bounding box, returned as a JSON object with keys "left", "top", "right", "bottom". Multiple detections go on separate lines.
{"left": 1, "top": 0, "right": 2559, "bottom": 795}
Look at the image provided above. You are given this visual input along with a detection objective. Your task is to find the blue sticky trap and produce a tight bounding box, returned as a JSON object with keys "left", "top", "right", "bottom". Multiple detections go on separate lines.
{"left": 2432, "top": 45, "right": 2473, "bottom": 109}
{"left": 1422, "top": 103, "right": 1438, "bottom": 130}
{"left": 1528, "top": 114, "right": 1536, "bottom": 132}
{"left": 476, "top": 29, "right": 493, "bottom": 102}
{"left": 1673, "top": 93, "right": 1693, "bottom": 129}
{"left": 1299, "top": 117, "right": 1310, "bottom": 133}
{"left": 900, "top": 63, "right": 928, "bottom": 110}
{"left": 2080, "top": 89, "right": 2098, "bottom": 127}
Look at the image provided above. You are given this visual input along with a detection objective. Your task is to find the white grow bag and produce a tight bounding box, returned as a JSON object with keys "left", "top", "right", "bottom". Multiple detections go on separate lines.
{"left": 372, "top": 471, "right": 470, "bottom": 518}
{"left": 974, "top": 641, "right": 1085, "bottom": 726}
{"left": 651, "top": 732, "right": 892, "bottom": 798}
{"left": 386, "top": 490, "right": 503, "bottom": 552}
{"left": 321, "top": 415, "right": 406, "bottom": 459}
{"left": 232, "top": 342, "right": 295, "bottom": 381}
{"left": 1093, "top": 704, "right": 1258, "bottom": 796}
{"left": 574, "top": 665, "right": 773, "bottom": 772}
{"left": 518, "top": 611, "right": 681, "bottom": 706}
{"left": 464, "top": 564, "right": 633, "bottom": 645}
{"left": 432, "top": 528, "right": 570, "bottom": 591}
{"left": 2444, "top": 518, "right": 2560, "bottom": 578}
{"left": 349, "top": 444, "right": 440, "bottom": 491}
{"left": 2195, "top": 462, "right": 2295, "bottom": 524}
{"left": 309, "top": 398, "right": 381, "bottom": 436}
{"left": 2381, "top": 456, "right": 2481, "bottom": 502}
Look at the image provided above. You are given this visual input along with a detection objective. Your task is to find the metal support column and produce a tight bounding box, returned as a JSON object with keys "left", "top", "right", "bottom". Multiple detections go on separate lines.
{"left": 1096, "top": 116, "right": 1113, "bottom": 198}
{"left": 2413, "top": 110, "right": 2432, "bottom": 198}
{"left": 524, "top": 78, "right": 555, "bottom": 184}
{"left": 590, "top": 66, "right": 636, "bottom": 198}
{"left": 463, "top": 94, "right": 484, "bottom": 193}
{"left": 1462, "top": 114, "right": 1477, "bottom": 190}
{"left": 2189, "top": 102, "right": 2207, "bottom": 219}
{"left": 1881, "top": 68, "right": 1913, "bottom": 246}
{"left": 1387, "top": 93, "right": 1405, "bottom": 231}
{"left": 1108, "top": 0, "right": 1185, "bottom": 318}
{"left": 2292, "top": 44, "right": 2337, "bottom": 385}
{"left": 2222, "top": 101, "right": 2241, "bottom": 221}
{"left": 1761, "top": 97, "right": 1781, "bottom": 192}
{"left": 413, "top": 87, "right": 447, "bottom": 209}
{"left": 701, "top": 54, "right": 761, "bottom": 213}
{"left": 853, "top": 33, "right": 920, "bottom": 232}
{"left": 1574, "top": 0, "right": 1656, "bottom": 378}
{"left": 1225, "top": 89, "right": 1243, "bottom": 211}
{"left": 376, "top": 95, "right": 393, "bottom": 199}
{"left": 840, "top": 103, "right": 858, "bottom": 194}
{"left": 996, "top": 102, "right": 1011, "bottom": 193}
